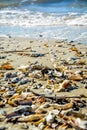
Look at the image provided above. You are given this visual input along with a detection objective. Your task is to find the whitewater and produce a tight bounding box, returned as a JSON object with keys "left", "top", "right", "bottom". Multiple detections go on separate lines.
{"left": 0, "top": 0, "right": 87, "bottom": 43}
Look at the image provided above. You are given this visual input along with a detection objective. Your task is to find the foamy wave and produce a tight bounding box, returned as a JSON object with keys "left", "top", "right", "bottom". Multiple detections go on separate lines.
{"left": 0, "top": 10, "right": 87, "bottom": 27}
{"left": 66, "top": 14, "right": 87, "bottom": 26}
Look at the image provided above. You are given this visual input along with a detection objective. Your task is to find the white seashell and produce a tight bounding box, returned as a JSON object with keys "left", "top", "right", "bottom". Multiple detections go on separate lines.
{"left": 75, "top": 118, "right": 87, "bottom": 129}
{"left": 44, "top": 89, "right": 53, "bottom": 95}
{"left": 46, "top": 112, "right": 55, "bottom": 124}
{"left": 18, "top": 65, "right": 29, "bottom": 72}
{"left": 50, "top": 109, "right": 60, "bottom": 116}
{"left": 32, "top": 104, "right": 38, "bottom": 111}
{"left": 54, "top": 70, "right": 62, "bottom": 77}
{"left": 38, "top": 123, "right": 45, "bottom": 130}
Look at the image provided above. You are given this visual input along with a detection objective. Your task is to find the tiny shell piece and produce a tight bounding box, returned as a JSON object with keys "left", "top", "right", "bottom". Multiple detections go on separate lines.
{"left": 46, "top": 112, "right": 55, "bottom": 124}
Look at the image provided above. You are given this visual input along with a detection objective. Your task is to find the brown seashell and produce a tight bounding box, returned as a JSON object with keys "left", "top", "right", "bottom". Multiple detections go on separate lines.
{"left": 55, "top": 80, "right": 70, "bottom": 92}
{"left": 18, "top": 114, "right": 44, "bottom": 122}
{"left": 76, "top": 59, "right": 86, "bottom": 65}
{"left": 70, "top": 47, "right": 78, "bottom": 51}
{"left": 61, "top": 80, "right": 70, "bottom": 89}
{"left": 35, "top": 117, "right": 45, "bottom": 126}
{"left": 0, "top": 99, "right": 7, "bottom": 107}
{"left": 18, "top": 99, "right": 32, "bottom": 105}
{"left": 43, "top": 43, "right": 49, "bottom": 47}
{"left": 50, "top": 102, "right": 73, "bottom": 110}
{"left": 82, "top": 74, "right": 87, "bottom": 79}
{"left": 8, "top": 94, "right": 25, "bottom": 106}
{"left": 0, "top": 63, "right": 14, "bottom": 70}
{"left": 54, "top": 64, "right": 67, "bottom": 72}
{"left": 0, "top": 89, "right": 5, "bottom": 94}
{"left": 18, "top": 65, "right": 29, "bottom": 73}
{"left": 70, "top": 74, "right": 83, "bottom": 81}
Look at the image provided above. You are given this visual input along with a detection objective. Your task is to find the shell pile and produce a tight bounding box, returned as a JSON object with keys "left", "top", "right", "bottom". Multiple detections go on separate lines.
{"left": 0, "top": 38, "right": 87, "bottom": 130}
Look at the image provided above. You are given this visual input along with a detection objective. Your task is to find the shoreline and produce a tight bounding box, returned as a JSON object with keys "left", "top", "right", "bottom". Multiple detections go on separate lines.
{"left": 0, "top": 36, "right": 87, "bottom": 130}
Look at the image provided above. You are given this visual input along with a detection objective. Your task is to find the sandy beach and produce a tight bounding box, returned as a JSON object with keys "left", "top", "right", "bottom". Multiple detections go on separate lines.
{"left": 0, "top": 36, "right": 87, "bottom": 130}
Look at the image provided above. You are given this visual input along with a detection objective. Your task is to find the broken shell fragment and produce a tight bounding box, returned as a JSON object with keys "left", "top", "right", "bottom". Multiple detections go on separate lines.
{"left": 69, "top": 74, "right": 83, "bottom": 81}
{"left": 0, "top": 63, "right": 14, "bottom": 70}
{"left": 46, "top": 112, "right": 55, "bottom": 124}
{"left": 18, "top": 65, "right": 29, "bottom": 73}
{"left": 57, "top": 80, "right": 70, "bottom": 92}
{"left": 18, "top": 114, "right": 44, "bottom": 122}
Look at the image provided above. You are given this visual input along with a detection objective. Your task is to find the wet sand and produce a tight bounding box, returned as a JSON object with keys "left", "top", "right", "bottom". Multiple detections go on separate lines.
{"left": 0, "top": 37, "right": 87, "bottom": 130}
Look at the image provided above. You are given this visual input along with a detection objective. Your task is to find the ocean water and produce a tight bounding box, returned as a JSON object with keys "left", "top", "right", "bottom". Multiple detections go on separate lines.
{"left": 0, "top": 0, "right": 87, "bottom": 43}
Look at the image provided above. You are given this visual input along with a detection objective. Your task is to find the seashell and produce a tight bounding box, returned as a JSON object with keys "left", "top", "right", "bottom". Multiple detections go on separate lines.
{"left": 18, "top": 65, "right": 29, "bottom": 73}
{"left": 46, "top": 85, "right": 53, "bottom": 89}
{"left": 0, "top": 110, "right": 7, "bottom": 116}
{"left": 30, "top": 53, "right": 45, "bottom": 57}
{"left": 39, "top": 103, "right": 50, "bottom": 109}
{"left": 35, "top": 118, "right": 46, "bottom": 126}
{"left": 70, "top": 74, "right": 83, "bottom": 81}
{"left": 20, "top": 123, "right": 29, "bottom": 129}
{"left": 76, "top": 59, "right": 86, "bottom": 65}
{"left": 0, "top": 72, "right": 4, "bottom": 79}
{"left": 4, "top": 72, "right": 17, "bottom": 79}
{"left": 56, "top": 80, "right": 70, "bottom": 92}
{"left": 0, "top": 126, "right": 7, "bottom": 130}
{"left": 30, "top": 64, "right": 43, "bottom": 70}
{"left": 61, "top": 80, "right": 70, "bottom": 89}
{"left": 8, "top": 95, "right": 32, "bottom": 106}
{"left": 3, "top": 72, "right": 12, "bottom": 80}
{"left": 18, "top": 78, "right": 29, "bottom": 85}
{"left": 3, "top": 91, "right": 16, "bottom": 97}
{"left": 50, "top": 110, "right": 60, "bottom": 116}
{"left": 83, "top": 73, "right": 87, "bottom": 79}
{"left": 35, "top": 108, "right": 47, "bottom": 114}
{"left": 29, "top": 71, "right": 41, "bottom": 79}
{"left": 38, "top": 122, "right": 45, "bottom": 129}
{"left": 0, "top": 63, "right": 14, "bottom": 70}
{"left": 32, "top": 104, "right": 38, "bottom": 111}
{"left": 54, "top": 70, "right": 62, "bottom": 77}
{"left": 54, "top": 63, "right": 67, "bottom": 72}
{"left": 0, "top": 89, "right": 5, "bottom": 94}
{"left": 0, "top": 99, "right": 7, "bottom": 107}
{"left": 50, "top": 102, "right": 73, "bottom": 110}
{"left": 70, "top": 47, "right": 78, "bottom": 51}
{"left": 72, "top": 118, "right": 87, "bottom": 129}
{"left": 6, "top": 106, "right": 32, "bottom": 119}
{"left": 18, "top": 114, "right": 44, "bottom": 122}
{"left": 18, "top": 99, "right": 32, "bottom": 106}
{"left": 11, "top": 77, "right": 20, "bottom": 83}
{"left": 8, "top": 94, "right": 24, "bottom": 106}
{"left": 46, "top": 112, "right": 55, "bottom": 124}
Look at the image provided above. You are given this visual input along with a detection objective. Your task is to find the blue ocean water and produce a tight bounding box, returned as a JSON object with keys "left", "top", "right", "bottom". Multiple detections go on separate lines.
{"left": 0, "top": 0, "right": 87, "bottom": 43}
